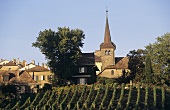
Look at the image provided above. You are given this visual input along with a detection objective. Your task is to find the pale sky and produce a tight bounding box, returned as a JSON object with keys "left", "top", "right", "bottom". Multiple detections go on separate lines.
{"left": 0, "top": 0, "right": 170, "bottom": 64}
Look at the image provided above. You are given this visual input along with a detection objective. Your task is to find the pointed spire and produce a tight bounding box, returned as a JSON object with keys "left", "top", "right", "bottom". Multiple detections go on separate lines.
{"left": 104, "top": 9, "right": 111, "bottom": 44}
{"left": 100, "top": 9, "right": 116, "bottom": 49}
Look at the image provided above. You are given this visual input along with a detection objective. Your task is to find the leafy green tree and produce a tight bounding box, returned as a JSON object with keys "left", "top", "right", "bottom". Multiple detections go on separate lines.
{"left": 32, "top": 27, "right": 85, "bottom": 84}
{"left": 145, "top": 55, "right": 153, "bottom": 83}
{"left": 127, "top": 33, "right": 170, "bottom": 86}
{"left": 145, "top": 33, "right": 170, "bottom": 86}
{"left": 145, "top": 33, "right": 170, "bottom": 74}
{"left": 127, "top": 49, "right": 145, "bottom": 82}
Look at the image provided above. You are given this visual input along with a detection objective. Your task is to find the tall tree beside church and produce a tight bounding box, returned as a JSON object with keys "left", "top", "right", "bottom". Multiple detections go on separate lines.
{"left": 145, "top": 33, "right": 170, "bottom": 74}
{"left": 145, "top": 33, "right": 170, "bottom": 85}
{"left": 32, "top": 27, "right": 85, "bottom": 83}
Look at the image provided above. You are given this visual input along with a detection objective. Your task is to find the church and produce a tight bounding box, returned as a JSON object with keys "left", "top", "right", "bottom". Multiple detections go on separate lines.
{"left": 95, "top": 10, "right": 130, "bottom": 78}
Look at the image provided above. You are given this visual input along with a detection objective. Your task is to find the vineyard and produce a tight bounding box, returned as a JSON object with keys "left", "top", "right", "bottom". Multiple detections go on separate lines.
{"left": 0, "top": 83, "right": 170, "bottom": 110}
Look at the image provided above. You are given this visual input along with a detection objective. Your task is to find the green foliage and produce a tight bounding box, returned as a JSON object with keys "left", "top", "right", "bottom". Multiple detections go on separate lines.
{"left": 145, "top": 33, "right": 170, "bottom": 74}
{"left": 125, "top": 85, "right": 132, "bottom": 110}
{"left": 116, "top": 83, "right": 125, "bottom": 109}
{"left": 0, "top": 84, "right": 17, "bottom": 95}
{"left": 32, "top": 27, "right": 85, "bottom": 83}
{"left": 153, "top": 86, "right": 157, "bottom": 109}
{"left": 145, "top": 55, "right": 153, "bottom": 83}
{"left": 0, "top": 84, "right": 170, "bottom": 109}
{"left": 161, "top": 87, "right": 165, "bottom": 110}
{"left": 107, "top": 83, "right": 117, "bottom": 109}
{"left": 128, "top": 33, "right": 170, "bottom": 86}
{"left": 144, "top": 85, "right": 149, "bottom": 109}
{"left": 145, "top": 33, "right": 170, "bottom": 86}
{"left": 127, "top": 49, "right": 145, "bottom": 82}
{"left": 135, "top": 84, "right": 141, "bottom": 109}
{"left": 99, "top": 84, "right": 109, "bottom": 110}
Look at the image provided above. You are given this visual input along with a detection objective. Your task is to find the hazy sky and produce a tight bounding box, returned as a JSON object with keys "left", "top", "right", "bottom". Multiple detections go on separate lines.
{"left": 0, "top": 0, "right": 170, "bottom": 64}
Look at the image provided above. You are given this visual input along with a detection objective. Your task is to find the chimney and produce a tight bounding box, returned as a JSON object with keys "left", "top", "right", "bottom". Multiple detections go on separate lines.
{"left": 13, "top": 58, "right": 15, "bottom": 63}
{"left": 17, "top": 58, "right": 19, "bottom": 65}
{"left": 32, "top": 60, "right": 35, "bottom": 65}
{"left": 23, "top": 60, "right": 26, "bottom": 67}
{"left": 42, "top": 63, "right": 44, "bottom": 67}
{"left": 44, "top": 63, "right": 48, "bottom": 69}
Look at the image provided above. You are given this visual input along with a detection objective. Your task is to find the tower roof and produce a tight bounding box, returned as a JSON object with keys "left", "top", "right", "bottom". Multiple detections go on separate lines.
{"left": 100, "top": 10, "right": 116, "bottom": 49}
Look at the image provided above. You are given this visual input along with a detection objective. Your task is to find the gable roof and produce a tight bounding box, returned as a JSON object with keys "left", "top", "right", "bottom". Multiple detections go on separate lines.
{"left": 77, "top": 53, "right": 95, "bottom": 66}
{"left": 0, "top": 70, "right": 36, "bottom": 84}
{"left": 97, "top": 57, "right": 129, "bottom": 76}
{"left": 26, "top": 66, "right": 49, "bottom": 72}
{"left": 105, "top": 57, "right": 129, "bottom": 69}
{"left": 9, "top": 71, "right": 36, "bottom": 84}
{"left": 95, "top": 55, "right": 101, "bottom": 62}
{"left": 3, "top": 62, "right": 17, "bottom": 66}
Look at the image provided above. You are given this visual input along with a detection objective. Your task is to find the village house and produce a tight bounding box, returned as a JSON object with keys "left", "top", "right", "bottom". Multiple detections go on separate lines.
{"left": 26, "top": 65, "right": 53, "bottom": 88}
{"left": 0, "top": 59, "right": 53, "bottom": 92}
{"left": 72, "top": 53, "right": 97, "bottom": 85}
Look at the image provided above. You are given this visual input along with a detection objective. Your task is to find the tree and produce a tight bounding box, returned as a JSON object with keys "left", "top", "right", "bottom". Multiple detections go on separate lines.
{"left": 127, "top": 33, "right": 170, "bottom": 86}
{"left": 127, "top": 49, "right": 145, "bottom": 83}
{"left": 145, "top": 33, "right": 170, "bottom": 74}
{"left": 145, "top": 55, "right": 153, "bottom": 83}
{"left": 32, "top": 27, "right": 85, "bottom": 84}
{"left": 145, "top": 33, "right": 170, "bottom": 86}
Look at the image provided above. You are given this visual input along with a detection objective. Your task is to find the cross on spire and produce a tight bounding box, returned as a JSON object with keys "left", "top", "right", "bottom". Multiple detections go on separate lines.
{"left": 106, "top": 6, "right": 108, "bottom": 18}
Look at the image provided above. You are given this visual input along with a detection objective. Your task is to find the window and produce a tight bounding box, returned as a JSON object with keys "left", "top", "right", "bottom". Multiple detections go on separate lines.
{"left": 3, "top": 76, "right": 9, "bottom": 81}
{"left": 34, "top": 76, "right": 39, "bottom": 81}
{"left": 105, "top": 50, "right": 108, "bottom": 55}
{"left": 108, "top": 50, "right": 111, "bottom": 55}
{"left": 111, "top": 70, "right": 114, "bottom": 75}
{"left": 40, "top": 75, "right": 45, "bottom": 80}
{"left": 78, "top": 78, "right": 87, "bottom": 85}
{"left": 79, "top": 67, "right": 87, "bottom": 73}
{"left": 105, "top": 50, "right": 111, "bottom": 55}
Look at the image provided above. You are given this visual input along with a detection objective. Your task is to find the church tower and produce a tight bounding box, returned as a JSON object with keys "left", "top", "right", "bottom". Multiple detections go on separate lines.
{"left": 100, "top": 10, "right": 116, "bottom": 70}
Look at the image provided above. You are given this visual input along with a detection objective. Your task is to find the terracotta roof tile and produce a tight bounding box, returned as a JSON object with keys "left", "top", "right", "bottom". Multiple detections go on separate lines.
{"left": 4, "top": 62, "right": 17, "bottom": 66}
{"left": 100, "top": 42, "right": 116, "bottom": 49}
{"left": 26, "top": 66, "right": 49, "bottom": 72}
{"left": 95, "top": 55, "right": 101, "bottom": 62}
{"left": 9, "top": 71, "right": 36, "bottom": 84}
{"left": 105, "top": 57, "right": 129, "bottom": 69}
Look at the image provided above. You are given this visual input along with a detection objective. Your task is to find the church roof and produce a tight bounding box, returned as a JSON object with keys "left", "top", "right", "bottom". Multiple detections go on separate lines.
{"left": 94, "top": 55, "right": 129, "bottom": 69}
{"left": 105, "top": 57, "right": 129, "bottom": 69}
{"left": 95, "top": 56, "right": 101, "bottom": 62}
{"left": 100, "top": 10, "right": 116, "bottom": 49}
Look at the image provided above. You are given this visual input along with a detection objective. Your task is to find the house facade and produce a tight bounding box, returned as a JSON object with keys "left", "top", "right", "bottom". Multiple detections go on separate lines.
{"left": 72, "top": 53, "right": 97, "bottom": 85}
{"left": 95, "top": 10, "right": 130, "bottom": 78}
{"left": 0, "top": 60, "right": 53, "bottom": 92}
{"left": 26, "top": 66, "right": 53, "bottom": 88}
